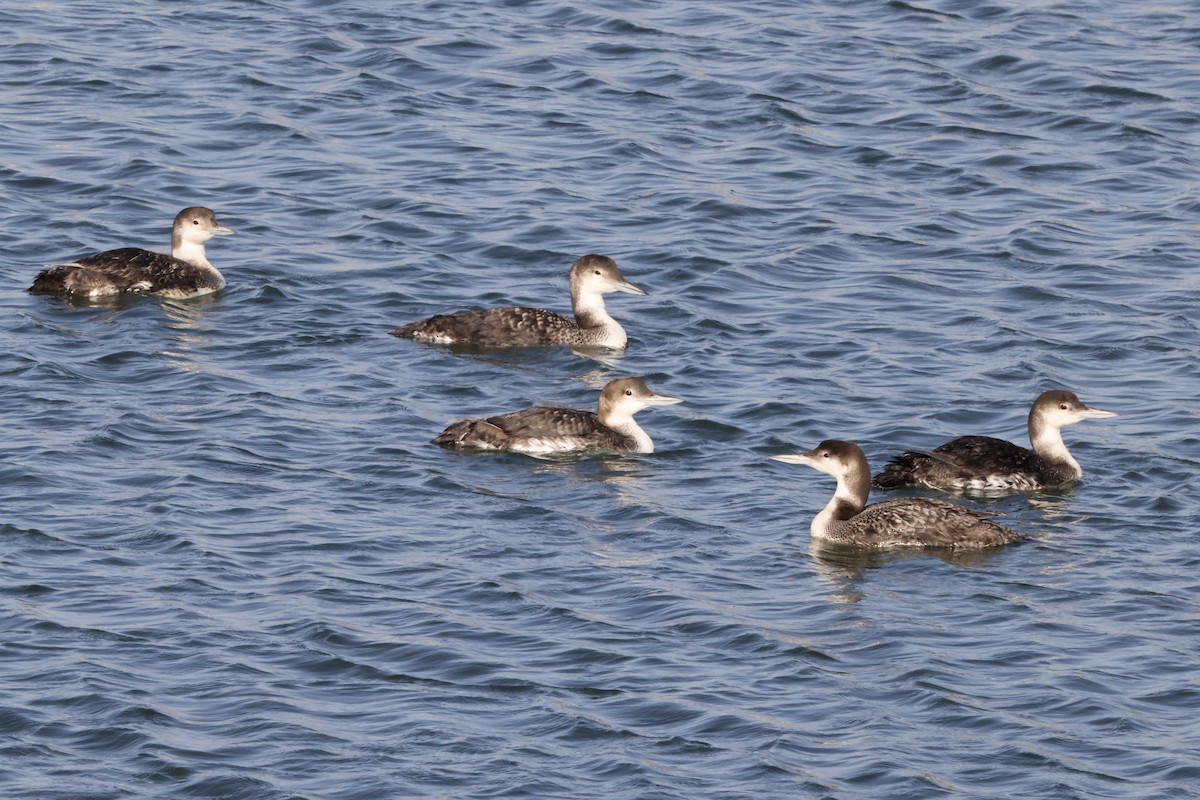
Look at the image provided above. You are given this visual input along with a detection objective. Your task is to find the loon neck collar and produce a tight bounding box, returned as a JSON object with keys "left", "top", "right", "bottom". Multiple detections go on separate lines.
{"left": 805, "top": 457, "right": 869, "bottom": 539}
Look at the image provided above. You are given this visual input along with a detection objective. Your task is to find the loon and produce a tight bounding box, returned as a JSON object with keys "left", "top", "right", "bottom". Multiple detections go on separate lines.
{"left": 434, "top": 377, "right": 682, "bottom": 455}
{"left": 772, "top": 440, "right": 1022, "bottom": 549}
{"left": 29, "top": 207, "right": 235, "bottom": 299}
{"left": 873, "top": 390, "right": 1118, "bottom": 492}
{"left": 392, "top": 254, "right": 646, "bottom": 348}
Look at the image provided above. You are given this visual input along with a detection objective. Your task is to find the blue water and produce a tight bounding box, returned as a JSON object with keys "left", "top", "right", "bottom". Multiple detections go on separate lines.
{"left": 2, "top": 1, "right": 1198, "bottom": 798}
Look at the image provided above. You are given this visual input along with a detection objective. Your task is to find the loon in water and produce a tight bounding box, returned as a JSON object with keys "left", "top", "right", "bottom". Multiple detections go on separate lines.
{"left": 435, "top": 377, "right": 682, "bottom": 455}
{"left": 30, "top": 207, "right": 235, "bottom": 299}
{"left": 872, "top": 390, "right": 1118, "bottom": 492}
{"left": 392, "top": 254, "right": 646, "bottom": 349}
{"left": 772, "top": 440, "right": 1022, "bottom": 549}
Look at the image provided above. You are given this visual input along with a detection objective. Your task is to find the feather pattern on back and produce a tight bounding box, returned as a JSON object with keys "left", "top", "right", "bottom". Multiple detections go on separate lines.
{"left": 822, "top": 496, "right": 1020, "bottom": 548}
{"left": 873, "top": 436, "right": 1067, "bottom": 490}
{"left": 397, "top": 307, "right": 582, "bottom": 346}
{"left": 435, "top": 406, "right": 636, "bottom": 453}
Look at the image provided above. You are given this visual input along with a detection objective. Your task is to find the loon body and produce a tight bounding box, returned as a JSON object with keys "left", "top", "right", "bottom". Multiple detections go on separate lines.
{"left": 31, "top": 208, "right": 236, "bottom": 298}
{"left": 393, "top": 254, "right": 646, "bottom": 349}
{"left": 873, "top": 390, "right": 1118, "bottom": 492}
{"left": 30, "top": 207, "right": 235, "bottom": 299}
{"left": 435, "top": 377, "right": 682, "bottom": 455}
{"left": 773, "top": 440, "right": 1021, "bottom": 548}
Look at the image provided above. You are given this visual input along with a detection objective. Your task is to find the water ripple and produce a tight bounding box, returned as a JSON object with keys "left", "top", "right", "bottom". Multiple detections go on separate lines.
{"left": 1, "top": 1, "right": 1199, "bottom": 798}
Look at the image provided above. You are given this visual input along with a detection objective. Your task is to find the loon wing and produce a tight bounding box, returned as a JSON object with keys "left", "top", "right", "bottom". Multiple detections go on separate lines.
{"left": 932, "top": 436, "right": 1040, "bottom": 474}
{"left": 873, "top": 436, "right": 1039, "bottom": 488}
{"left": 489, "top": 406, "right": 604, "bottom": 439}
{"left": 851, "top": 498, "right": 1019, "bottom": 548}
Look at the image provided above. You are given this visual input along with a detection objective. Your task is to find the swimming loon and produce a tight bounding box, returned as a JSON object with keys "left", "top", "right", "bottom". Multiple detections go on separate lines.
{"left": 773, "top": 439, "right": 1022, "bottom": 548}
{"left": 29, "top": 207, "right": 235, "bottom": 299}
{"left": 435, "top": 377, "right": 682, "bottom": 455}
{"left": 872, "top": 390, "right": 1117, "bottom": 492}
{"left": 392, "top": 254, "right": 646, "bottom": 348}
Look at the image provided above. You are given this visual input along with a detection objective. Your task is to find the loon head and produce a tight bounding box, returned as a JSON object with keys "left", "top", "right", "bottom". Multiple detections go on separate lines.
{"left": 772, "top": 439, "right": 873, "bottom": 512}
{"left": 569, "top": 254, "right": 647, "bottom": 299}
{"left": 597, "top": 377, "right": 682, "bottom": 422}
{"left": 771, "top": 439, "right": 870, "bottom": 483}
{"left": 171, "top": 207, "right": 235, "bottom": 253}
{"left": 1030, "top": 390, "right": 1118, "bottom": 433}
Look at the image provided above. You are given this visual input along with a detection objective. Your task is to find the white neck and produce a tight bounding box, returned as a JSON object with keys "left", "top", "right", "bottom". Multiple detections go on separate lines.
{"left": 172, "top": 239, "right": 214, "bottom": 269}
{"left": 605, "top": 410, "right": 653, "bottom": 453}
{"left": 1031, "top": 424, "right": 1080, "bottom": 474}
{"left": 811, "top": 476, "right": 862, "bottom": 541}
{"left": 572, "top": 291, "right": 627, "bottom": 348}
{"left": 811, "top": 498, "right": 837, "bottom": 540}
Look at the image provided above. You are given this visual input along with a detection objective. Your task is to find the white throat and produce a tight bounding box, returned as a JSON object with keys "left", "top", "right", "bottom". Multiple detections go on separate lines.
{"left": 172, "top": 238, "right": 214, "bottom": 269}
{"left": 604, "top": 408, "right": 652, "bottom": 453}
{"left": 572, "top": 290, "right": 627, "bottom": 348}
{"left": 1031, "top": 424, "right": 1080, "bottom": 475}
{"left": 811, "top": 497, "right": 838, "bottom": 540}
{"left": 809, "top": 469, "right": 863, "bottom": 540}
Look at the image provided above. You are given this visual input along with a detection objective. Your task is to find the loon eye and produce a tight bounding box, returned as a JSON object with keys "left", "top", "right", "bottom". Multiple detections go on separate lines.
{"left": 594, "top": 269, "right": 602, "bottom": 275}
{"left": 1059, "top": 403, "right": 1068, "bottom": 410}
{"left": 624, "top": 389, "right": 633, "bottom": 396}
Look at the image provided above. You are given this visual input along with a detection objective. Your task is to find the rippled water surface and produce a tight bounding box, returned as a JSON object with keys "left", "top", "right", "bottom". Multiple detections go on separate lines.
{"left": 2, "top": 1, "right": 1199, "bottom": 798}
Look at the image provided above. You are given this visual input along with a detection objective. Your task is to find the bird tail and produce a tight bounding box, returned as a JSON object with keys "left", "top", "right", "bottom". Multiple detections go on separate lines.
{"left": 433, "top": 418, "right": 508, "bottom": 450}
{"left": 391, "top": 316, "right": 449, "bottom": 341}
{"left": 390, "top": 322, "right": 422, "bottom": 339}
{"left": 28, "top": 266, "right": 76, "bottom": 293}
{"left": 872, "top": 451, "right": 935, "bottom": 488}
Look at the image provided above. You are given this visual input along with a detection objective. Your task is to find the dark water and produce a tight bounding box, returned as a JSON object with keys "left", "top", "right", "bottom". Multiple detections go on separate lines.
{"left": 2, "top": 1, "right": 1198, "bottom": 798}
